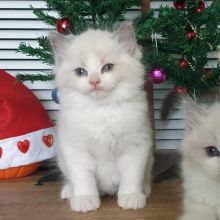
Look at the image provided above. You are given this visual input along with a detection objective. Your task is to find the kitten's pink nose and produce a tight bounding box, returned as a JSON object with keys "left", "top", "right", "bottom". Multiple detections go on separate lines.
{"left": 89, "top": 79, "right": 100, "bottom": 87}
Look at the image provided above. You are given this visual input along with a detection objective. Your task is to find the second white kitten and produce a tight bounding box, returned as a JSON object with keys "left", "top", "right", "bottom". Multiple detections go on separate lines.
{"left": 180, "top": 98, "right": 220, "bottom": 220}
{"left": 49, "top": 23, "right": 153, "bottom": 212}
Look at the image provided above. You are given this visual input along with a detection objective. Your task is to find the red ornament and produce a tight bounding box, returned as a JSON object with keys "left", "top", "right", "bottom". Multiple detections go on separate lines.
{"left": 56, "top": 17, "right": 73, "bottom": 35}
{"left": 175, "top": 86, "right": 187, "bottom": 94}
{"left": 173, "top": 0, "right": 186, "bottom": 9}
{"left": 43, "top": 134, "right": 54, "bottom": 148}
{"left": 197, "top": 0, "right": 205, "bottom": 13}
{"left": 186, "top": 31, "right": 196, "bottom": 40}
{"left": 179, "top": 58, "right": 189, "bottom": 68}
{"left": 17, "top": 140, "right": 30, "bottom": 154}
{"left": 0, "top": 147, "right": 2, "bottom": 159}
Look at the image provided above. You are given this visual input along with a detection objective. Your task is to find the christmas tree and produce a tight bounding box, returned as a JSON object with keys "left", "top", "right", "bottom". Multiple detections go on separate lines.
{"left": 17, "top": 0, "right": 220, "bottom": 103}
{"left": 16, "top": 0, "right": 148, "bottom": 82}
{"left": 136, "top": 0, "right": 220, "bottom": 96}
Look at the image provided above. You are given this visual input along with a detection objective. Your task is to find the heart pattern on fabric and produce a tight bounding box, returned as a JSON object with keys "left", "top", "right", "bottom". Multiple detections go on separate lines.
{"left": 17, "top": 140, "right": 30, "bottom": 154}
{"left": 43, "top": 134, "right": 54, "bottom": 148}
{"left": 0, "top": 147, "right": 2, "bottom": 159}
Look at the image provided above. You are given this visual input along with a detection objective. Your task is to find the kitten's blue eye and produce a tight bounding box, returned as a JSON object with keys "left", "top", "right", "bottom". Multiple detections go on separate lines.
{"left": 75, "top": 67, "right": 88, "bottom": 76}
{"left": 101, "top": 63, "right": 114, "bottom": 73}
{"left": 205, "top": 146, "right": 220, "bottom": 157}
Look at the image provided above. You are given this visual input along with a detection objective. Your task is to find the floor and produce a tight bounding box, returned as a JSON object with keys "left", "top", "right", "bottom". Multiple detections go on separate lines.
{"left": 0, "top": 170, "right": 182, "bottom": 220}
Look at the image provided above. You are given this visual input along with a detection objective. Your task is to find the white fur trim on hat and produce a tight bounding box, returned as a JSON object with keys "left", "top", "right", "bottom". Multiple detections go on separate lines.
{"left": 0, "top": 128, "right": 56, "bottom": 169}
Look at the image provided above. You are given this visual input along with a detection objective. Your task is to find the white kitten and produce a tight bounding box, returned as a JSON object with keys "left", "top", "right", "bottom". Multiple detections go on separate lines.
{"left": 180, "top": 98, "right": 220, "bottom": 220}
{"left": 49, "top": 23, "right": 153, "bottom": 212}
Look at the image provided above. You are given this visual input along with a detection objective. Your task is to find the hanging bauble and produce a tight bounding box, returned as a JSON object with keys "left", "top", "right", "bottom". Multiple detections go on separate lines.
{"left": 179, "top": 58, "right": 189, "bottom": 68}
{"left": 56, "top": 17, "right": 73, "bottom": 35}
{"left": 149, "top": 68, "right": 166, "bottom": 84}
{"left": 51, "top": 88, "right": 60, "bottom": 104}
{"left": 186, "top": 31, "right": 196, "bottom": 41}
{"left": 197, "top": 0, "right": 205, "bottom": 13}
{"left": 173, "top": 0, "right": 186, "bottom": 9}
{"left": 175, "top": 86, "right": 187, "bottom": 94}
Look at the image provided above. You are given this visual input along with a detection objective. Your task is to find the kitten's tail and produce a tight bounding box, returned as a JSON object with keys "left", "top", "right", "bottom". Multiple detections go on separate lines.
{"left": 161, "top": 90, "right": 181, "bottom": 120}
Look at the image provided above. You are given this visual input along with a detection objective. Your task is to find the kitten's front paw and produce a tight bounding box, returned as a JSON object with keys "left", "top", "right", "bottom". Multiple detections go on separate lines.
{"left": 61, "top": 183, "right": 72, "bottom": 200}
{"left": 118, "top": 193, "right": 146, "bottom": 210}
{"left": 70, "top": 196, "right": 100, "bottom": 212}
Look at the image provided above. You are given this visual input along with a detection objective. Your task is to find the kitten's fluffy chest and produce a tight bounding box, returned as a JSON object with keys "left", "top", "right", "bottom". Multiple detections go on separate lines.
{"left": 61, "top": 97, "right": 147, "bottom": 146}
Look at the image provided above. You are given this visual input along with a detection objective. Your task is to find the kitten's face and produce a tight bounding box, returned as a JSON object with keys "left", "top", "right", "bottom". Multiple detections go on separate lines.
{"left": 182, "top": 102, "right": 220, "bottom": 179}
{"left": 49, "top": 23, "right": 143, "bottom": 99}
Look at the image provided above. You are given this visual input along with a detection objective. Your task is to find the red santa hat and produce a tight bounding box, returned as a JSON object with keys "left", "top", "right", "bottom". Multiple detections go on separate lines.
{"left": 0, "top": 69, "right": 56, "bottom": 169}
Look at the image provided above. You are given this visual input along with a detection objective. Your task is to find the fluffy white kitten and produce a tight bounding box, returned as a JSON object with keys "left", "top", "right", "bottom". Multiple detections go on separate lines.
{"left": 180, "top": 98, "right": 220, "bottom": 220}
{"left": 49, "top": 23, "right": 153, "bottom": 212}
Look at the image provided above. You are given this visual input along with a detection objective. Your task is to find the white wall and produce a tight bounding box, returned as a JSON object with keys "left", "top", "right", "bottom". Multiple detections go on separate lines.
{"left": 0, "top": 0, "right": 217, "bottom": 150}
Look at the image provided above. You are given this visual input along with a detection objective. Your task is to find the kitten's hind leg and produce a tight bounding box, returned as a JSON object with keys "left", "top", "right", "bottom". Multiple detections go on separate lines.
{"left": 143, "top": 149, "right": 154, "bottom": 197}
{"left": 61, "top": 182, "right": 73, "bottom": 200}
{"left": 57, "top": 154, "right": 73, "bottom": 200}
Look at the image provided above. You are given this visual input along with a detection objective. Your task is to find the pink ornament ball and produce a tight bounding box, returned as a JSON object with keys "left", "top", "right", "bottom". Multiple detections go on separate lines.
{"left": 149, "top": 68, "right": 166, "bottom": 84}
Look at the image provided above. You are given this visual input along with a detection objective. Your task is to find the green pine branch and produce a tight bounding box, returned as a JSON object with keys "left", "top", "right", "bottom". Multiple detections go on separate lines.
{"left": 16, "top": 73, "right": 55, "bottom": 82}
{"left": 32, "top": 7, "right": 57, "bottom": 26}
{"left": 17, "top": 36, "right": 54, "bottom": 65}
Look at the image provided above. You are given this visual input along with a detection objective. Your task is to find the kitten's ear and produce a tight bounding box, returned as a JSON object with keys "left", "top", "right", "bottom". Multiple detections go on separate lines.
{"left": 182, "top": 97, "right": 207, "bottom": 132}
{"left": 114, "top": 22, "right": 141, "bottom": 58}
{"left": 48, "top": 32, "right": 71, "bottom": 64}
